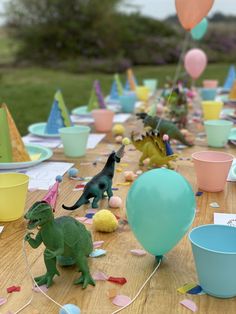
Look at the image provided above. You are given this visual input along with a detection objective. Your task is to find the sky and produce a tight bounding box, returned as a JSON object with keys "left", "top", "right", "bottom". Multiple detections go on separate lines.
{"left": 0, "top": 0, "right": 236, "bottom": 22}
{"left": 122, "top": 0, "right": 236, "bottom": 19}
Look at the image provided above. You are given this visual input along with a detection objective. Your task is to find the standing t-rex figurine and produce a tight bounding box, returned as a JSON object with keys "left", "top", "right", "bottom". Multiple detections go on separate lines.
{"left": 24, "top": 201, "right": 95, "bottom": 288}
{"left": 136, "top": 113, "right": 193, "bottom": 146}
{"left": 62, "top": 147, "right": 124, "bottom": 211}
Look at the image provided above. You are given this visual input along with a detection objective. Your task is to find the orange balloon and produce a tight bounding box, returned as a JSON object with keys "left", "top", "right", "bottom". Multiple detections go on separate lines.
{"left": 175, "top": 0, "right": 214, "bottom": 31}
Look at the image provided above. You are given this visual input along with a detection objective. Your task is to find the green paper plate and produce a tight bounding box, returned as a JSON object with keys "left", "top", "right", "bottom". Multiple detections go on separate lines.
{"left": 72, "top": 106, "right": 91, "bottom": 116}
{"left": 228, "top": 128, "right": 236, "bottom": 141}
{"left": 0, "top": 144, "right": 53, "bottom": 170}
{"left": 28, "top": 122, "right": 60, "bottom": 138}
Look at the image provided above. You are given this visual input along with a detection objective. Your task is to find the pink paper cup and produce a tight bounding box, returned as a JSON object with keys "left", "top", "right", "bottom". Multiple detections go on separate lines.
{"left": 203, "top": 80, "right": 219, "bottom": 88}
{"left": 192, "top": 151, "right": 234, "bottom": 192}
{"left": 92, "top": 109, "right": 114, "bottom": 132}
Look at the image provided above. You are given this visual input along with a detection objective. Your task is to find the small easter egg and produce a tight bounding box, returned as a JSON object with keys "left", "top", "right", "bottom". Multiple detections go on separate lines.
{"left": 112, "top": 124, "right": 125, "bottom": 136}
{"left": 93, "top": 209, "right": 118, "bottom": 232}
{"left": 109, "top": 196, "right": 122, "bottom": 208}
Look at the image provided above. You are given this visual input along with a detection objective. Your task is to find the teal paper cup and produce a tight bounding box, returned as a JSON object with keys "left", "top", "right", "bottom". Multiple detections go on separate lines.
{"left": 189, "top": 224, "right": 236, "bottom": 298}
{"left": 143, "top": 79, "right": 158, "bottom": 93}
{"left": 204, "top": 120, "right": 233, "bottom": 147}
{"left": 119, "top": 92, "right": 137, "bottom": 113}
{"left": 200, "top": 88, "right": 217, "bottom": 101}
{"left": 59, "top": 126, "right": 90, "bottom": 157}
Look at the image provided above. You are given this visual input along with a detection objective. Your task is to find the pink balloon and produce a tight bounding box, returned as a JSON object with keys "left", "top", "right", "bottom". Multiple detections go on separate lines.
{"left": 184, "top": 49, "right": 207, "bottom": 79}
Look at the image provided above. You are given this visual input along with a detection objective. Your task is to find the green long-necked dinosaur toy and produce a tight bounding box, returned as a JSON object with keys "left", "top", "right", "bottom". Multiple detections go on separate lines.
{"left": 24, "top": 201, "right": 95, "bottom": 288}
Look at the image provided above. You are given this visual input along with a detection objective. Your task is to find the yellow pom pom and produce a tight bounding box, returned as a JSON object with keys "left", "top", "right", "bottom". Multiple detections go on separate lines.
{"left": 112, "top": 124, "right": 125, "bottom": 136}
{"left": 122, "top": 137, "right": 130, "bottom": 146}
{"left": 93, "top": 209, "right": 118, "bottom": 232}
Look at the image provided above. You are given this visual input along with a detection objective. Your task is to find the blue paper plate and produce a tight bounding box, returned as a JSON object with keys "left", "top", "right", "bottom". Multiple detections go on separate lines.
{"left": 228, "top": 128, "right": 236, "bottom": 141}
{"left": 72, "top": 106, "right": 91, "bottom": 116}
{"left": 28, "top": 122, "right": 60, "bottom": 138}
{"left": 0, "top": 144, "right": 53, "bottom": 170}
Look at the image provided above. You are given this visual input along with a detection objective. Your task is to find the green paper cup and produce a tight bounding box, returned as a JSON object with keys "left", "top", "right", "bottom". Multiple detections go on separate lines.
{"left": 143, "top": 79, "right": 158, "bottom": 93}
{"left": 59, "top": 126, "right": 91, "bottom": 157}
{"left": 204, "top": 120, "right": 233, "bottom": 148}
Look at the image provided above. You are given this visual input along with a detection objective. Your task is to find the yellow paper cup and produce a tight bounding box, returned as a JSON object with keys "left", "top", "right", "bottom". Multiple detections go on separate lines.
{"left": 201, "top": 101, "right": 223, "bottom": 120}
{"left": 0, "top": 173, "right": 29, "bottom": 221}
{"left": 136, "top": 86, "right": 150, "bottom": 101}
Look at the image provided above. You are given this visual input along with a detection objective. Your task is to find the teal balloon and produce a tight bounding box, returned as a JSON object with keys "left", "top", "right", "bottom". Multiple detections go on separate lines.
{"left": 126, "top": 169, "right": 195, "bottom": 256}
{"left": 191, "top": 18, "right": 208, "bottom": 40}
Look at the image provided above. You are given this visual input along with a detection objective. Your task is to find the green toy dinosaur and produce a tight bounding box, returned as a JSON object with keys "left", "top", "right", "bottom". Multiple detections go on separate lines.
{"left": 62, "top": 149, "right": 123, "bottom": 211}
{"left": 131, "top": 131, "right": 178, "bottom": 168}
{"left": 24, "top": 201, "right": 95, "bottom": 288}
{"left": 136, "top": 113, "right": 193, "bottom": 146}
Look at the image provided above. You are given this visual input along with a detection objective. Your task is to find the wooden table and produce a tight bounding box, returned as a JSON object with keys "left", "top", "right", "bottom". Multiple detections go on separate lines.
{"left": 1, "top": 117, "right": 236, "bottom": 314}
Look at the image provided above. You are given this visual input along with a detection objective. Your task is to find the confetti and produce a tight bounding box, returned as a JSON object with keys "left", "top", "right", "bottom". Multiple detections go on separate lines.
{"left": 85, "top": 213, "right": 95, "bottom": 219}
{"left": 93, "top": 240, "right": 104, "bottom": 248}
{"left": 107, "top": 288, "right": 118, "bottom": 299}
{"left": 75, "top": 217, "right": 87, "bottom": 222}
{"left": 177, "top": 283, "right": 197, "bottom": 294}
{"left": 195, "top": 191, "right": 203, "bottom": 196}
{"left": 86, "top": 209, "right": 97, "bottom": 214}
{"left": 116, "top": 182, "right": 130, "bottom": 186}
{"left": 0, "top": 226, "right": 4, "bottom": 234}
{"left": 116, "top": 168, "right": 123, "bottom": 172}
{"left": 112, "top": 187, "right": 119, "bottom": 191}
{"left": 84, "top": 218, "right": 93, "bottom": 224}
{"left": 7, "top": 286, "right": 21, "bottom": 293}
{"left": 187, "top": 285, "right": 203, "bottom": 295}
{"left": 180, "top": 299, "right": 198, "bottom": 312}
{"left": 92, "top": 271, "right": 109, "bottom": 281}
{"left": 108, "top": 276, "right": 127, "bottom": 285}
{"left": 112, "top": 295, "right": 132, "bottom": 307}
{"left": 210, "top": 202, "right": 220, "bottom": 208}
{"left": 32, "top": 285, "right": 48, "bottom": 293}
{"left": 0, "top": 296, "right": 7, "bottom": 306}
{"left": 89, "top": 249, "right": 107, "bottom": 258}
{"left": 130, "top": 249, "right": 146, "bottom": 256}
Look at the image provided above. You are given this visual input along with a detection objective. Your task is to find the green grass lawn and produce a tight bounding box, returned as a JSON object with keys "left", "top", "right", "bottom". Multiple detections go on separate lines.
{"left": 0, "top": 63, "right": 231, "bottom": 135}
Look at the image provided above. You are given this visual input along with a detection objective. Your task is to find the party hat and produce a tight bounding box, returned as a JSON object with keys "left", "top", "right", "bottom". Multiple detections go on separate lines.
{"left": 42, "top": 179, "right": 60, "bottom": 212}
{"left": 223, "top": 65, "right": 236, "bottom": 90}
{"left": 94, "top": 80, "right": 106, "bottom": 109}
{"left": 45, "top": 90, "right": 72, "bottom": 134}
{"left": 0, "top": 104, "right": 12, "bottom": 162}
{"left": 229, "top": 81, "right": 236, "bottom": 100}
{"left": 87, "top": 88, "right": 99, "bottom": 112}
{"left": 0, "top": 103, "right": 31, "bottom": 162}
{"left": 110, "top": 74, "right": 123, "bottom": 100}
{"left": 125, "top": 68, "right": 137, "bottom": 91}
{"left": 116, "top": 138, "right": 130, "bottom": 159}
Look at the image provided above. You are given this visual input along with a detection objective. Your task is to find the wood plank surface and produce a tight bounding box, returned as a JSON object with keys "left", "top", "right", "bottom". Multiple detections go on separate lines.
{"left": 1, "top": 115, "right": 236, "bottom": 314}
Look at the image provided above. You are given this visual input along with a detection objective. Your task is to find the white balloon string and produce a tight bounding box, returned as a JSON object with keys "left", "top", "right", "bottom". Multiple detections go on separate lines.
{"left": 110, "top": 257, "right": 162, "bottom": 314}
{"left": 13, "top": 236, "right": 71, "bottom": 314}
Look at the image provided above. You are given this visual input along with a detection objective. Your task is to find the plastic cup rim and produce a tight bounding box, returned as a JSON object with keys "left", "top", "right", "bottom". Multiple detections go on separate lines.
{"left": 0, "top": 173, "right": 29, "bottom": 188}
{"left": 191, "top": 150, "right": 234, "bottom": 163}
{"left": 189, "top": 224, "right": 236, "bottom": 255}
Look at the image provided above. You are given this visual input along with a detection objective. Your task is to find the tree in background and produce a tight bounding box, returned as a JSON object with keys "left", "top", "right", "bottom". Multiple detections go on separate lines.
{"left": 4, "top": 0, "right": 178, "bottom": 71}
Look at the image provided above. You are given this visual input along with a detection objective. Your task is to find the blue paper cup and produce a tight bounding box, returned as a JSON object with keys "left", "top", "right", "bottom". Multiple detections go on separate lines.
{"left": 119, "top": 92, "right": 136, "bottom": 113}
{"left": 200, "top": 88, "right": 217, "bottom": 101}
{"left": 189, "top": 224, "right": 236, "bottom": 298}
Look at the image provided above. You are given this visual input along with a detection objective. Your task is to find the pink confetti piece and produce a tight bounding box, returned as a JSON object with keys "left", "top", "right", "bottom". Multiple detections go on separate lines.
{"left": 180, "top": 299, "right": 198, "bottom": 312}
{"left": 86, "top": 208, "right": 97, "bottom": 214}
{"left": 0, "top": 296, "right": 7, "bottom": 306}
{"left": 75, "top": 217, "right": 87, "bottom": 222}
{"left": 92, "top": 271, "right": 109, "bottom": 281}
{"left": 84, "top": 218, "right": 93, "bottom": 224}
{"left": 32, "top": 284, "right": 48, "bottom": 293}
{"left": 130, "top": 249, "right": 146, "bottom": 256}
{"left": 112, "top": 295, "right": 132, "bottom": 307}
{"left": 93, "top": 240, "right": 104, "bottom": 248}
{"left": 28, "top": 188, "right": 39, "bottom": 192}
